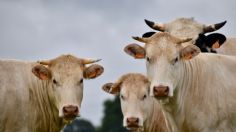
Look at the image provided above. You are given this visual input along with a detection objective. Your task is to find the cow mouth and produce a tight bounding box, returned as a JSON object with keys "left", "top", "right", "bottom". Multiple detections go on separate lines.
{"left": 154, "top": 95, "right": 169, "bottom": 100}
{"left": 126, "top": 124, "right": 140, "bottom": 131}
{"left": 63, "top": 114, "right": 80, "bottom": 121}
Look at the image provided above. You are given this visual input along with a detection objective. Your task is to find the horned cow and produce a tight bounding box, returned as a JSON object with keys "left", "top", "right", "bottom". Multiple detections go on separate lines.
{"left": 0, "top": 54, "right": 104, "bottom": 132}
{"left": 125, "top": 32, "right": 236, "bottom": 132}
{"left": 144, "top": 17, "right": 236, "bottom": 55}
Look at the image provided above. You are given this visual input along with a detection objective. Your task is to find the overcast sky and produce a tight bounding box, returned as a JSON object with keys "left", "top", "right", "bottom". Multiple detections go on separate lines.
{"left": 0, "top": 0, "right": 235, "bottom": 126}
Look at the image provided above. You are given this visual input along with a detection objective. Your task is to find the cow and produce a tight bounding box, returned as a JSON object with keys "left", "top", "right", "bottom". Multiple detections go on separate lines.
{"left": 124, "top": 32, "right": 236, "bottom": 132}
{"left": 144, "top": 17, "right": 236, "bottom": 55}
{"left": 102, "top": 73, "right": 169, "bottom": 132}
{"left": 0, "top": 54, "right": 104, "bottom": 132}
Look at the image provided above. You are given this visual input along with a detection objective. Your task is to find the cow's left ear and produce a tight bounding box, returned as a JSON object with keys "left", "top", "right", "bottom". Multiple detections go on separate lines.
{"left": 32, "top": 65, "right": 52, "bottom": 80}
{"left": 205, "top": 33, "right": 226, "bottom": 49}
{"left": 83, "top": 64, "right": 104, "bottom": 79}
{"left": 180, "top": 45, "right": 201, "bottom": 60}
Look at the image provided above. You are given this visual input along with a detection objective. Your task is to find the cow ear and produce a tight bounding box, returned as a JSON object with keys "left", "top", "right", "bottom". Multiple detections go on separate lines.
{"left": 32, "top": 65, "right": 52, "bottom": 80}
{"left": 83, "top": 64, "right": 104, "bottom": 79}
{"left": 205, "top": 33, "right": 226, "bottom": 49}
{"left": 180, "top": 45, "right": 201, "bottom": 60}
{"left": 124, "top": 43, "right": 146, "bottom": 59}
{"left": 102, "top": 83, "right": 121, "bottom": 95}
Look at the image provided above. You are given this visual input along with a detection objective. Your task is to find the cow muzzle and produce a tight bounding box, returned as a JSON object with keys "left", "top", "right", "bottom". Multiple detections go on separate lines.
{"left": 62, "top": 105, "right": 79, "bottom": 120}
{"left": 126, "top": 117, "right": 140, "bottom": 131}
{"left": 153, "top": 85, "right": 169, "bottom": 99}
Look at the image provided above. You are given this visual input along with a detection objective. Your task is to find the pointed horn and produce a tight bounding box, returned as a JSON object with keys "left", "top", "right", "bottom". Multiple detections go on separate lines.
{"left": 82, "top": 58, "right": 101, "bottom": 65}
{"left": 177, "top": 38, "right": 192, "bottom": 44}
{"left": 203, "top": 21, "right": 227, "bottom": 33}
{"left": 144, "top": 19, "right": 165, "bottom": 32}
{"left": 37, "top": 60, "right": 51, "bottom": 65}
{"left": 132, "top": 36, "right": 149, "bottom": 43}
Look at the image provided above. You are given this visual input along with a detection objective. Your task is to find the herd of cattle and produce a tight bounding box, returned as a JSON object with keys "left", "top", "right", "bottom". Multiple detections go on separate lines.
{"left": 0, "top": 17, "right": 236, "bottom": 132}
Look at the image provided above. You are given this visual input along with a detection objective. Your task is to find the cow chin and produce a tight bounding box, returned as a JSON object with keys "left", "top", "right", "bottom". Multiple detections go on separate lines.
{"left": 63, "top": 113, "right": 80, "bottom": 121}
{"left": 126, "top": 126, "right": 142, "bottom": 131}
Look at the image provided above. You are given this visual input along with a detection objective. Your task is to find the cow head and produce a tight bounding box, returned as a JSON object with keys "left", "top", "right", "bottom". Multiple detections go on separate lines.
{"left": 32, "top": 55, "right": 104, "bottom": 121}
{"left": 102, "top": 73, "right": 151, "bottom": 131}
{"left": 124, "top": 33, "right": 201, "bottom": 100}
{"left": 144, "top": 17, "right": 227, "bottom": 39}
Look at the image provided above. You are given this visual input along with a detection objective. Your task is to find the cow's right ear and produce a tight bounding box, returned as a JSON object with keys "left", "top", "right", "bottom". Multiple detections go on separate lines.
{"left": 102, "top": 83, "right": 121, "bottom": 95}
{"left": 205, "top": 33, "right": 226, "bottom": 49}
{"left": 124, "top": 43, "right": 146, "bottom": 59}
{"left": 32, "top": 65, "right": 52, "bottom": 80}
{"left": 180, "top": 45, "right": 201, "bottom": 60}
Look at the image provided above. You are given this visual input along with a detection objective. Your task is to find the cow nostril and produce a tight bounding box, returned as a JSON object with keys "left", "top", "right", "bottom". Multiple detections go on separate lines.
{"left": 164, "top": 86, "right": 169, "bottom": 94}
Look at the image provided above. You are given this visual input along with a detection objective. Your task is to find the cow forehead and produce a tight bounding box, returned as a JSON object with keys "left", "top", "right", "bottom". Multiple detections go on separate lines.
{"left": 167, "top": 17, "right": 203, "bottom": 29}
{"left": 146, "top": 33, "right": 180, "bottom": 58}
{"left": 166, "top": 18, "right": 204, "bottom": 38}
{"left": 49, "top": 55, "right": 84, "bottom": 77}
{"left": 120, "top": 74, "right": 149, "bottom": 97}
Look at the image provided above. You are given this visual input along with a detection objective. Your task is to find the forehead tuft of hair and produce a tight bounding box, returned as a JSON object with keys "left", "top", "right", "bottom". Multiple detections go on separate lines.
{"left": 148, "top": 32, "right": 184, "bottom": 44}
{"left": 49, "top": 54, "right": 82, "bottom": 66}
{"left": 117, "top": 73, "right": 149, "bottom": 87}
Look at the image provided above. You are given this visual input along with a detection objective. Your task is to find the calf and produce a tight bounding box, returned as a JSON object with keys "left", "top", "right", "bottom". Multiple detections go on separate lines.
{"left": 0, "top": 54, "right": 104, "bottom": 132}
{"left": 102, "top": 73, "right": 169, "bottom": 132}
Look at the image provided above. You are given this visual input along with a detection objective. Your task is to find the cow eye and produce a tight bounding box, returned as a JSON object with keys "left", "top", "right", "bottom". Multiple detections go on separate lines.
{"left": 146, "top": 57, "right": 150, "bottom": 62}
{"left": 172, "top": 57, "right": 178, "bottom": 65}
{"left": 120, "top": 95, "right": 125, "bottom": 100}
{"left": 53, "top": 79, "right": 58, "bottom": 84}
{"left": 79, "top": 79, "right": 83, "bottom": 84}
{"left": 142, "top": 94, "right": 147, "bottom": 100}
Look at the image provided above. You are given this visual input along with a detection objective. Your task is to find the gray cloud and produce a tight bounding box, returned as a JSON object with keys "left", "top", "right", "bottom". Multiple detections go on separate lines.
{"left": 0, "top": 0, "right": 235, "bottom": 126}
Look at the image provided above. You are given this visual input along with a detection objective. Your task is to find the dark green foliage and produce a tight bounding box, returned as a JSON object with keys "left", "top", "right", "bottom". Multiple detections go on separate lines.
{"left": 96, "top": 96, "right": 129, "bottom": 132}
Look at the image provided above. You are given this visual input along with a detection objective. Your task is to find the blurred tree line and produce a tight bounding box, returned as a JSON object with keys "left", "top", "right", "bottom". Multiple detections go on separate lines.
{"left": 63, "top": 96, "right": 129, "bottom": 132}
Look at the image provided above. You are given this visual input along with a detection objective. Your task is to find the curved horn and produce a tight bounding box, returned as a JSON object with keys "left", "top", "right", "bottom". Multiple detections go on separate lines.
{"left": 37, "top": 60, "right": 51, "bottom": 65}
{"left": 82, "top": 58, "right": 101, "bottom": 65}
{"left": 203, "top": 21, "right": 227, "bottom": 33}
{"left": 132, "top": 36, "right": 150, "bottom": 43}
{"left": 144, "top": 19, "right": 165, "bottom": 32}
{"left": 177, "top": 38, "right": 192, "bottom": 44}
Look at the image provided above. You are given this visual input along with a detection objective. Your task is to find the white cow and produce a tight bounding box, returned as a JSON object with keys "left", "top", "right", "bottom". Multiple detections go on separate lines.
{"left": 125, "top": 32, "right": 236, "bottom": 132}
{"left": 0, "top": 54, "right": 104, "bottom": 132}
{"left": 102, "top": 73, "right": 169, "bottom": 132}
{"left": 144, "top": 17, "right": 236, "bottom": 55}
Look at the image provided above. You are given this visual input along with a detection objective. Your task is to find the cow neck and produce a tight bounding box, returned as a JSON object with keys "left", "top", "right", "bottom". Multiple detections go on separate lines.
{"left": 172, "top": 58, "right": 202, "bottom": 131}
{"left": 28, "top": 73, "right": 64, "bottom": 132}
{"left": 143, "top": 98, "right": 168, "bottom": 132}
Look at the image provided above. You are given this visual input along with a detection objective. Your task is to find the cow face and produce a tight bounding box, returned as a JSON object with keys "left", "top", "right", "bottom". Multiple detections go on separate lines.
{"left": 32, "top": 55, "right": 104, "bottom": 121}
{"left": 124, "top": 33, "right": 200, "bottom": 100}
{"left": 145, "top": 17, "right": 226, "bottom": 39}
{"left": 102, "top": 73, "right": 151, "bottom": 131}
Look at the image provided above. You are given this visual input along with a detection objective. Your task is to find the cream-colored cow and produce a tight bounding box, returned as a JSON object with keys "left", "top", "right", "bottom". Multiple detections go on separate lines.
{"left": 125, "top": 32, "right": 236, "bottom": 132}
{"left": 102, "top": 73, "right": 168, "bottom": 132}
{"left": 0, "top": 54, "right": 104, "bottom": 132}
{"left": 145, "top": 17, "right": 236, "bottom": 55}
